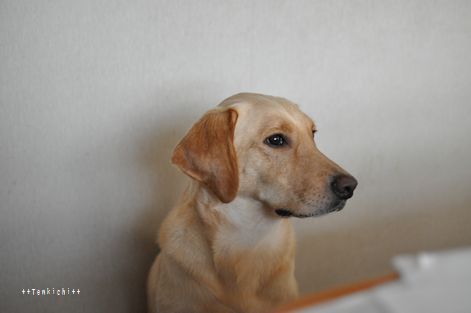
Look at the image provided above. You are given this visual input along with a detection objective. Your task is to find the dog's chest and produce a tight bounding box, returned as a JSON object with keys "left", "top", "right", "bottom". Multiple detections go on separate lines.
{"left": 212, "top": 220, "right": 291, "bottom": 290}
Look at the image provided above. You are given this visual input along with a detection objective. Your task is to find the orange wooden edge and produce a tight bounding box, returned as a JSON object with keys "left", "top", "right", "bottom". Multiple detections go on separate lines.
{"left": 275, "top": 272, "right": 400, "bottom": 312}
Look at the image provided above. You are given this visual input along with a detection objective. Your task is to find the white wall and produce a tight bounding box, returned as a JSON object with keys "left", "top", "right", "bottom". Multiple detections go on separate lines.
{"left": 1, "top": 1, "right": 471, "bottom": 312}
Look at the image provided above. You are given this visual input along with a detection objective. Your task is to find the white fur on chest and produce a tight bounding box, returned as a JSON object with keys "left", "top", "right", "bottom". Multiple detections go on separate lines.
{"left": 213, "top": 196, "right": 286, "bottom": 250}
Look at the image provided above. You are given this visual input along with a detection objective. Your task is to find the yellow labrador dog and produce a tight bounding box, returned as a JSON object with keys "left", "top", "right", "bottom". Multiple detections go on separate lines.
{"left": 147, "top": 93, "right": 357, "bottom": 313}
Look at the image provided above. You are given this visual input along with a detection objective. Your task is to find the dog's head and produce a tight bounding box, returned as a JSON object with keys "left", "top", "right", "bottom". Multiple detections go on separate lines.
{"left": 172, "top": 93, "right": 357, "bottom": 218}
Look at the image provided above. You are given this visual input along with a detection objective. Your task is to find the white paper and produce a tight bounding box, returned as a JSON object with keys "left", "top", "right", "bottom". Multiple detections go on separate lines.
{"left": 297, "top": 246, "right": 471, "bottom": 313}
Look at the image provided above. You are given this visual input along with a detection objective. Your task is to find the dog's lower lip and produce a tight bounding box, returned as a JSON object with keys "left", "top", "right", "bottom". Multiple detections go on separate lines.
{"left": 275, "top": 209, "right": 320, "bottom": 218}
{"left": 275, "top": 209, "right": 293, "bottom": 217}
{"left": 275, "top": 201, "right": 348, "bottom": 218}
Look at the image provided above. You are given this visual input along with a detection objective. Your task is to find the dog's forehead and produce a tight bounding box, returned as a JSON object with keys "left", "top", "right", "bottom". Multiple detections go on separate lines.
{"left": 219, "top": 93, "right": 315, "bottom": 130}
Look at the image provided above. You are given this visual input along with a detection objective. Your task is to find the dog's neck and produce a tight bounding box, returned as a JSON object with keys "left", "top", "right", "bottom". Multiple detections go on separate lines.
{"left": 162, "top": 181, "right": 296, "bottom": 299}
{"left": 187, "top": 181, "right": 290, "bottom": 249}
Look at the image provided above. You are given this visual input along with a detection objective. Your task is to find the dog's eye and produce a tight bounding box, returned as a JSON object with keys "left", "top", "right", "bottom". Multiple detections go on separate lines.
{"left": 312, "top": 130, "right": 317, "bottom": 138}
{"left": 264, "top": 134, "right": 287, "bottom": 147}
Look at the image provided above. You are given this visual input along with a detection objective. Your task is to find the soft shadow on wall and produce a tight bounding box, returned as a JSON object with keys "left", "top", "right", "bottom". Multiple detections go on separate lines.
{"left": 295, "top": 204, "right": 471, "bottom": 294}
{"left": 130, "top": 92, "right": 202, "bottom": 312}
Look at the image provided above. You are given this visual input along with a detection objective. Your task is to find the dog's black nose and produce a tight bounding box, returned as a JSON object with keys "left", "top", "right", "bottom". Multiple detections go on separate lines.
{"left": 331, "top": 175, "right": 358, "bottom": 200}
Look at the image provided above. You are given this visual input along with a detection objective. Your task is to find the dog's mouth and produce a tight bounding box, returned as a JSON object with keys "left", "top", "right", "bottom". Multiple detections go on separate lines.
{"left": 275, "top": 200, "right": 346, "bottom": 218}
{"left": 274, "top": 209, "right": 294, "bottom": 217}
{"left": 274, "top": 209, "right": 327, "bottom": 218}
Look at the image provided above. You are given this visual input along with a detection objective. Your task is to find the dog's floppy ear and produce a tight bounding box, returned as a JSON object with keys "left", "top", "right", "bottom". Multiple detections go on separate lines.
{"left": 171, "top": 109, "right": 239, "bottom": 203}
